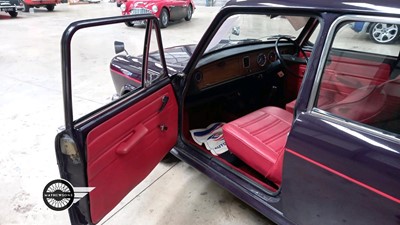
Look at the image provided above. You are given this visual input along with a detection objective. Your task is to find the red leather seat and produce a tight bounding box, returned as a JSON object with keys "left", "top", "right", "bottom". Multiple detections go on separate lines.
{"left": 321, "top": 85, "right": 386, "bottom": 123}
{"left": 223, "top": 107, "right": 293, "bottom": 185}
{"left": 285, "top": 89, "right": 346, "bottom": 113}
{"left": 321, "top": 76, "right": 400, "bottom": 123}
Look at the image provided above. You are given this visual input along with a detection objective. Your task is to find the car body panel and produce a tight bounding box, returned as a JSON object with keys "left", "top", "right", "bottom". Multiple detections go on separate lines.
{"left": 351, "top": 21, "right": 370, "bottom": 33}
{"left": 23, "top": 0, "right": 60, "bottom": 7}
{"left": 223, "top": 0, "right": 400, "bottom": 17}
{"left": 284, "top": 114, "right": 400, "bottom": 225}
{"left": 0, "top": 4, "right": 17, "bottom": 13}
{"left": 0, "top": 0, "right": 19, "bottom": 16}
{"left": 167, "top": 0, "right": 188, "bottom": 20}
{"left": 281, "top": 12, "right": 400, "bottom": 224}
{"left": 121, "top": 0, "right": 195, "bottom": 24}
{"left": 283, "top": 148, "right": 400, "bottom": 225}
{"left": 110, "top": 44, "right": 195, "bottom": 95}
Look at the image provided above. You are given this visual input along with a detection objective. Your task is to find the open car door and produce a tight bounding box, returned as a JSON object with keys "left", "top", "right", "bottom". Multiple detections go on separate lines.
{"left": 54, "top": 15, "right": 178, "bottom": 224}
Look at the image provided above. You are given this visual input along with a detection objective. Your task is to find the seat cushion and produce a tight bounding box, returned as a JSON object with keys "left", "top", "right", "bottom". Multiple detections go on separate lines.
{"left": 223, "top": 107, "right": 293, "bottom": 185}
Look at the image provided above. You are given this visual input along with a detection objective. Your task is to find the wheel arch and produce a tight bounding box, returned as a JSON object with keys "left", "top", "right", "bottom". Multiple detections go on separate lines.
{"left": 366, "top": 22, "right": 374, "bottom": 33}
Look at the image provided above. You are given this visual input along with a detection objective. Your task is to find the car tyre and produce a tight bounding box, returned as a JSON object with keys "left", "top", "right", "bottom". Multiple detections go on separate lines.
{"left": 124, "top": 21, "right": 133, "bottom": 27}
{"left": 9, "top": 11, "right": 17, "bottom": 17}
{"left": 184, "top": 4, "right": 192, "bottom": 21}
{"left": 159, "top": 8, "right": 169, "bottom": 28}
{"left": 46, "top": 4, "right": 55, "bottom": 11}
{"left": 21, "top": 1, "right": 30, "bottom": 12}
{"left": 369, "top": 22, "right": 399, "bottom": 44}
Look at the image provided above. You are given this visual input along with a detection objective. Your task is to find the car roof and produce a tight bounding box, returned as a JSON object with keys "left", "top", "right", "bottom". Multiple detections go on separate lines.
{"left": 224, "top": 0, "right": 400, "bottom": 17}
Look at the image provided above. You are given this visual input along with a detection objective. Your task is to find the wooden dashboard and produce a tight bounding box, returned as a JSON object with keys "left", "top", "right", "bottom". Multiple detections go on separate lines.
{"left": 193, "top": 47, "right": 291, "bottom": 90}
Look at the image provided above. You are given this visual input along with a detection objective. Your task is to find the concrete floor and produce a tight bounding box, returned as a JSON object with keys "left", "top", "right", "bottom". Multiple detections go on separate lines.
{"left": 0, "top": 3, "right": 274, "bottom": 225}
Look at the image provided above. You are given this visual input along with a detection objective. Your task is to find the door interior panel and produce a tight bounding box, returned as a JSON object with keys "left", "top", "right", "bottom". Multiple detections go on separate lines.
{"left": 86, "top": 84, "right": 178, "bottom": 224}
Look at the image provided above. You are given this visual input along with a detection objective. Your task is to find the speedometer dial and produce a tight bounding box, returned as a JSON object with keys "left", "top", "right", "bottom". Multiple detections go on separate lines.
{"left": 257, "top": 53, "right": 267, "bottom": 67}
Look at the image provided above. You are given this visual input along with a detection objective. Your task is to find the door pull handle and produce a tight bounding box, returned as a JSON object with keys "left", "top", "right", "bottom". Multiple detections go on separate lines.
{"left": 116, "top": 123, "right": 148, "bottom": 155}
{"left": 158, "top": 96, "right": 169, "bottom": 113}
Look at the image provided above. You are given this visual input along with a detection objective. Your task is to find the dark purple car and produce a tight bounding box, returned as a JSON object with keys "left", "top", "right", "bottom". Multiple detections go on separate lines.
{"left": 56, "top": 0, "right": 400, "bottom": 224}
{"left": 110, "top": 42, "right": 196, "bottom": 99}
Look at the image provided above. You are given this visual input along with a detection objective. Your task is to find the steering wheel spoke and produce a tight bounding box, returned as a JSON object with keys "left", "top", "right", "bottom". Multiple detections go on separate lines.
{"left": 281, "top": 54, "right": 295, "bottom": 61}
{"left": 275, "top": 36, "right": 309, "bottom": 76}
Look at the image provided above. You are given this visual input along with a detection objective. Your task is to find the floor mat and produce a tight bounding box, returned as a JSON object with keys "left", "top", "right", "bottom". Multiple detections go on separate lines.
{"left": 190, "top": 122, "right": 228, "bottom": 156}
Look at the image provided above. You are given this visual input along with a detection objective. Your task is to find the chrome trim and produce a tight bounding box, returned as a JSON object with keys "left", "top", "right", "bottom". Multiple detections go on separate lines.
{"left": 310, "top": 109, "right": 400, "bottom": 143}
{"left": 308, "top": 15, "right": 400, "bottom": 142}
{"left": 256, "top": 53, "right": 266, "bottom": 67}
{"left": 130, "top": 8, "right": 152, "bottom": 15}
{"left": 143, "top": 19, "right": 153, "bottom": 88}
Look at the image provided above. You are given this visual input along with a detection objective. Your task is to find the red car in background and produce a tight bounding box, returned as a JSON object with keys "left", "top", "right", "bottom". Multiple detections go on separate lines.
{"left": 21, "top": 0, "right": 61, "bottom": 12}
{"left": 115, "top": 0, "right": 126, "bottom": 7}
{"left": 120, "top": 0, "right": 195, "bottom": 28}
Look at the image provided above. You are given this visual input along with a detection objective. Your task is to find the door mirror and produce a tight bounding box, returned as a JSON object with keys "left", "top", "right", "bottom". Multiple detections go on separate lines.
{"left": 114, "top": 41, "right": 127, "bottom": 54}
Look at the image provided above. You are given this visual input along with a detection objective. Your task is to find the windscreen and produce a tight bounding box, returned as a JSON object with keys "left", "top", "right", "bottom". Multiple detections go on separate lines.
{"left": 205, "top": 14, "right": 310, "bottom": 54}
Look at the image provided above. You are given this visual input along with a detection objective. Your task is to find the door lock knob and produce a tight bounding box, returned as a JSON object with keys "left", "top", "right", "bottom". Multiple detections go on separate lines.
{"left": 159, "top": 124, "right": 168, "bottom": 131}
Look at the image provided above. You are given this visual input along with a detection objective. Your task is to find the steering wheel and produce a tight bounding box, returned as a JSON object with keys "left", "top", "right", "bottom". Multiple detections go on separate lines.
{"left": 274, "top": 36, "right": 309, "bottom": 76}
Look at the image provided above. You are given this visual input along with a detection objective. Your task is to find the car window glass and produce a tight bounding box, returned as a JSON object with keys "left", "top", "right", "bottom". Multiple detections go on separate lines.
{"left": 204, "top": 14, "right": 309, "bottom": 54}
{"left": 332, "top": 22, "right": 400, "bottom": 56}
{"left": 313, "top": 20, "right": 400, "bottom": 136}
{"left": 146, "top": 28, "right": 165, "bottom": 86}
{"left": 308, "top": 24, "right": 321, "bottom": 44}
{"left": 70, "top": 24, "right": 154, "bottom": 118}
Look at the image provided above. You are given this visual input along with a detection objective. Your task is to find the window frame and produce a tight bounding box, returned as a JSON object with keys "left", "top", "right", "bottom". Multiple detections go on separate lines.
{"left": 69, "top": 18, "right": 169, "bottom": 127}
{"left": 308, "top": 14, "right": 400, "bottom": 142}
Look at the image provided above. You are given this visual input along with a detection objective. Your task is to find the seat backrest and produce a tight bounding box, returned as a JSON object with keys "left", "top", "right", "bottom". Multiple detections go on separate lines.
{"left": 382, "top": 75, "right": 400, "bottom": 98}
{"left": 321, "top": 76, "right": 400, "bottom": 123}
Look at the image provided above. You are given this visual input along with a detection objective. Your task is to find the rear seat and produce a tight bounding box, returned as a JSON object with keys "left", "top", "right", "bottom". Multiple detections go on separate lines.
{"left": 222, "top": 107, "right": 293, "bottom": 185}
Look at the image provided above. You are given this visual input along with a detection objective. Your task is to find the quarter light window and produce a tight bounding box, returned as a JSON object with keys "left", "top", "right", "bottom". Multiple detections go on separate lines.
{"left": 314, "top": 20, "right": 400, "bottom": 135}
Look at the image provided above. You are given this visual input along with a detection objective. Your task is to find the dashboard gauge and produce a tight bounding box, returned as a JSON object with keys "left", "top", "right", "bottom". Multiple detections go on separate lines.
{"left": 194, "top": 71, "right": 203, "bottom": 82}
{"left": 257, "top": 53, "right": 267, "bottom": 67}
{"left": 268, "top": 51, "right": 277, "bottom": 62}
